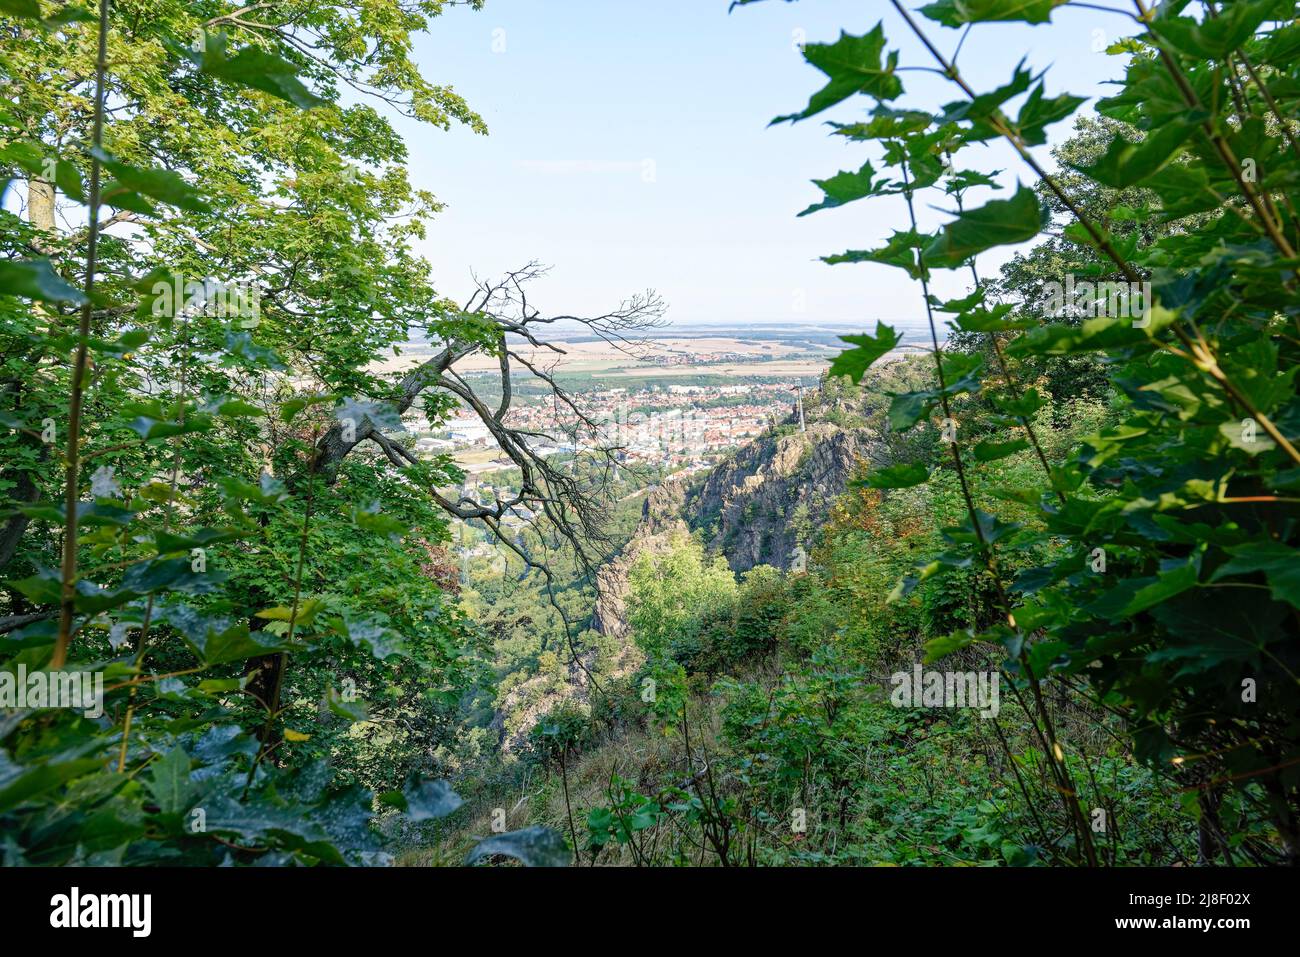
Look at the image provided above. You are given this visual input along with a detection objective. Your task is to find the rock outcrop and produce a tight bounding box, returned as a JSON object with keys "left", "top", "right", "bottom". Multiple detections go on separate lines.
{"left": 591, "top": 417, "right": 875, "bottom": 636}
{"left": 687, "top": 424, "right": 869, "bottom": 574}
{"left": 591, "top": 480, "right": 689, "bottom": 639}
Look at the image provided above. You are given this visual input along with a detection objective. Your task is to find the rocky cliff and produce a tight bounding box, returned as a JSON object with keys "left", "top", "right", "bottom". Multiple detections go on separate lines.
{"left": 591, "top": 415, "right": 874, "bottom": 636}
{"left": 686, "top": 423, "right": 869, "bottom": 574}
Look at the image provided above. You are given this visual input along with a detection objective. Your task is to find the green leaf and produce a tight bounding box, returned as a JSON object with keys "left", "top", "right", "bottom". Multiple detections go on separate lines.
{"left": 0, "top": 0, "right": 42, "bottom": 19}
{"left": 324, "top": 686, "right": 368, "bottom": 723}
{"left": 19, "top": 500, "right": 137, "bottom": 528}
{"left": 1086, "top": 562, "right": 1199, "bottom": 619}
{"left": 145, "top": 747, "right": 196, "bottom": 815}
{"left": 216, "top": 473, "right": 289, "bottom": 507}
{"left": 924, "top": 186, "right": 1045, "bottom": 268}
{"left": 0, "top": 139, "right": 45, "bottom": 175}
{"left": 887, "top": 389, "right": 938, "bottom": 432}
{"left": 118, "top": 556, "right": 198, "bottom": 592}
{"left": 160, "top": 605, "right": 289, "bottom": 666}
{"left": 942, "top": 509, "right": 1022, "bottom": 546}
{"left": 1262, "top": 22, "right": 1300, "bottom": 67}
{"left": 201, "top": 794, "right": 327, "bottom": 847}
{"left": 889, "top": 550, "right": 973, "bottom": 602}
{"left": 328, "top": 613, "right": 408, "bottom": 660}
{"left": 1212, "top": 541, "right": 1300, "bottom": 611}
{"left": 54, "top": 159, "right": 85, "bottom": 203}
{"left": 1151, "top": 2, "right": 1277, "bottom": 59}
{"left": 949, "top": 303, "right": 1033, "bottom": 333}
{"left": 938, "top": 60, "right": 1036, "bottom": 140}
{"left": 8, "top": 567, "right": 61, "bottom": 605}
{"left": 864, "top": 462, "right": 930, "bottom": 488}
{"left": 223, "top": 331, "right": 285, "bottom": 370}
{"left": 40, "top": 4, "right": 95, "bottom": 26}
{"left": 945, "top": 168, "right": 1003, "bottom": 193}
{"left": 921, "top": 0, "right": 1066, "bottom": 27}
{"left": 0, "top": 259, "right": 87, "bottom": 304}
{"left": 934, "top": 288, "right": 986, "bottom": 313}
{"left": 89, "top": 147, "right": 211, "bottom": 213}
{"left": 831, "top": 108, "right": 932, "bottom": 141}
{"left": 1014, "top": 83, "right": 1086, "bottom": 146}
{"left": 279, "top": 393, "right": 334, "bottom": 423}
{"left": 215, "top": 398, "right": 265, "bottom": 419}
{"left": 973, "top": 438, "right": 1029, "bottom": 462}
{"left": 798, "top": 160, "right": 890, "bottom": 216}
{"left": 1073, "top": 121, "right": 1197, "bottom": 189}
{"left": 396, "top": 776, "right": 463, "bottom": 822}
{"left": 1148, "top": 591, "right": 1285, "bottom": 676}
{"left": 0, "top": 756, "right": 102, "bottom": 813}
{"left": 255, "top": 598, "right": 325, "bottom": 628}
{"left": 155, "top": 527, "right": 245, "bottom": 555}
{"left": 123, "top": 415, "right": 208, "bottom": 441}
{"left": 774, "top": 25, "right": 902, "bottom": 124}
{"left": 923, "top": 628, "right": 976, "bottom": 663}
{"left": 196, "top": 677, "right": 246, "bottom": 693}
{"left": 466, "top": 826, "right": 571, "bottom": 867}
{"left": 939, "top": 352, "right": 985, "bottom": 397}
{"left": 1008, "top": 317, "right": 1152, "bottom": 357}
{"left": 827, "top": 323, "right": 902, "bottom": 383}
{"left": 1218, "top": 420, "right": 1276, "bottom": 453}
{"left": 193, "top": 34, "right": 326, "bottom": 111}
{"left": 99, "top": 183, "right": 156, "bottom": 215}
{"left": 349, "top": 504, "right": 407, "bottom": 540}
{"left": 826, "top": 229, "right": 933, "bottom": 280}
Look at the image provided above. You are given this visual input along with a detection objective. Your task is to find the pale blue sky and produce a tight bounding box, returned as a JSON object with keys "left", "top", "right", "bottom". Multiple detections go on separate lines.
{"left": 399, "top": 1, "right": 1136, "bottom": 332}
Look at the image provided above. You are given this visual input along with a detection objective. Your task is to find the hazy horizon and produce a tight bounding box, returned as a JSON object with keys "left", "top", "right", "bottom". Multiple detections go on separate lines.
{"left": 399, "top": 0, "right": 1125, "bottom": 328}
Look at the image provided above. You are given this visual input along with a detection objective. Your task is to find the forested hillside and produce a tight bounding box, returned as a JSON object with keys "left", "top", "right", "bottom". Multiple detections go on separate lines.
{"left": 1, "top": 0, "right": 1298, "bottom": 874}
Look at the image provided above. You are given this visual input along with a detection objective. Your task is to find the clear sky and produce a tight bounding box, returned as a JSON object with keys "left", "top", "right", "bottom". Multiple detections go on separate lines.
{"left": 398, "top": 0, "right": 1135, "bottom": 333}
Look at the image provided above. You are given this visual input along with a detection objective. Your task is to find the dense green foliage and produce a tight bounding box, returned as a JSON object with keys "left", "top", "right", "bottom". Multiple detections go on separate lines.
{"left": 736, "top": 0, "right": 1300, "bottom": 865}
{"left": 509, "top": 379, "right": 1199, "bottom": 866}
{"left": 3, "top": 0, "right": 1298, "bottom": 869}
{"left": 0, "top": 0, "right": 570, "bottom": 867}
{"left": 459, "top": 0, "right": 1300, "bottom": 867}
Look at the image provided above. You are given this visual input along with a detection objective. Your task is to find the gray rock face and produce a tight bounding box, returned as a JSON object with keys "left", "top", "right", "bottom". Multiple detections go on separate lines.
{"left": 687, "top": 424, "right": 868, "bottom": 574}
{"left": 591, "top": 420, "right": 874, "bottom": 637}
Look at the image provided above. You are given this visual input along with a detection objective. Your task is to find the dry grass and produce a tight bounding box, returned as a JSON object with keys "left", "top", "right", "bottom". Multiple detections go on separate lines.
{"left": 398, "top": 695, "right": 733, "bottom": 867}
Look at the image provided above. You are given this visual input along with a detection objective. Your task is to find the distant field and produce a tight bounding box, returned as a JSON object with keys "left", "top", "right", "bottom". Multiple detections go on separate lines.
{"left": 374, "top": 329, "right": 931, "bottom": 389}
{"left": 375, "top": 334, "right": 838, "bottom": 378}
{"left": 603, "top": 359, "right": 828, "bottom": 378}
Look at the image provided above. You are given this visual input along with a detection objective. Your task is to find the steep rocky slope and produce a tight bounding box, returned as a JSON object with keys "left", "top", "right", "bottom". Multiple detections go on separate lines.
{"left": 592, "top": 410, "right": 878, "bottom": 636}
{"left": 496, "top": 372, "right": 906, "bottom": 746}
{"left": 687, "top": 423, "right": 870, "bottom": 573}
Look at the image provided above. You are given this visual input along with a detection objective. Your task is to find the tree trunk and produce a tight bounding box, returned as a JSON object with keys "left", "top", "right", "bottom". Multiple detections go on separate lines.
{"left": 28, "top": 176, "right": 56, "bottom": 242}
